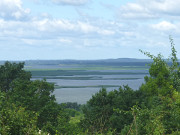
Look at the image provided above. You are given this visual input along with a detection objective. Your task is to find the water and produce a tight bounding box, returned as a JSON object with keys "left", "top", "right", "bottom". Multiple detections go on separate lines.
{"left": 53, "top": 79, "right": 144, "bottom": 104}
{"left": 45, "top": 73, "right": 146, "bottom": 104}
{"left": 29, "top": 63, "right": 149, "bottom": 104}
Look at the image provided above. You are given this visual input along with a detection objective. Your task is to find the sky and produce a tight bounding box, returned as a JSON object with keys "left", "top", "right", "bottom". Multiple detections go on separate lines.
{"left": 0, "top": 0, "right": 180, "bottom": 60}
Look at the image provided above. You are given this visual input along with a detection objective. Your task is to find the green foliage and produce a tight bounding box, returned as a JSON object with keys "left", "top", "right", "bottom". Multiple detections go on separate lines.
{"left": 80, "top": 88, "right": 111, "bottom": 134}
{"left": 124, "top": 37, "right": 180, "bottom": 134}
{"left": 80, "top": 86, "right": 140, "bottom": 134}
{"left": 0, "top": 62, "right": 73, "bottom": 135}
{"left": 0, "top": 92, "right": 38, "bottom": 135}
{"left": 61, "top": 102, "right": 82, "bottom": 111}
{"left": 0, "top": 62, "right": 31, "bottom": 92}
{"left": 140, "top": 36, "right": 180, "bottom": 96}
{"left": 122, "top": 91, "right": 180, "bottom": 135}
{"left": 121, "top": 105, "right": 166, "bottom": 135}
{"left": 9, "top": 79, "right": 55, "bottom": 111}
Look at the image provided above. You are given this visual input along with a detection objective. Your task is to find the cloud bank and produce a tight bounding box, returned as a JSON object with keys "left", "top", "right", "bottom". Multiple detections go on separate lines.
{"left": 0, "top": 0, "right": 180, "bottom": 60}
{"left": 118, "top": 0, "right": 180, "bottom": 20}
{"left": 0, "top": 0, "right": 30, "bottom": 20}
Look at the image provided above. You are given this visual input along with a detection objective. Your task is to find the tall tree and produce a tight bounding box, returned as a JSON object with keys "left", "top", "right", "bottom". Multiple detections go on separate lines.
{"left": 0, "top": 62, "right": 31, "bottom": 92}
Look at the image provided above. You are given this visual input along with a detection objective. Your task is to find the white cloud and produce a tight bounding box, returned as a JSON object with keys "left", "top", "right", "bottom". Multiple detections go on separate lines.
{"left": 117, "top": 0, "right": 180, "bottom": 20}
{"left": 152, "top": 21, "right": 176, "bottom": 31}
{"left": 58, "top": 38, "right": 72, "bottom": 43}
{"left": 118, "top": 2, "right": 155, "bottom": 20}
{"left": 76, "top": 21, "right": 114, "bottom": 35}
{"left": 77, "top": 21, "right": 96, "bottom": 33}
{"left": 1, "top": 0, "right": 180, "bottom": 60}
{"left": 146, "top": 0, "right": 180, "bottom": 15}
{"left": 0, "top": 17, "right": 116, "bottom": 42}
{"left": 0, "top": 0, "right": 30, "bottom": 20}
{"left": 51, "top": 0, "right": 90, "bottom": 6}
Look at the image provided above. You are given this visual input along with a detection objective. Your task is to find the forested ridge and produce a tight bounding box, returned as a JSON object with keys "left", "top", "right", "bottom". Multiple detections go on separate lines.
{"left": 0, "top": 38, "right": 180, "bottom": 135}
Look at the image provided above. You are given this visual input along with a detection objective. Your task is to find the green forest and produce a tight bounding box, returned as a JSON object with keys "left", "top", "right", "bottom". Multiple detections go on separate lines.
{"left": 0, "top": 38, "right": 180, "bottom": 135}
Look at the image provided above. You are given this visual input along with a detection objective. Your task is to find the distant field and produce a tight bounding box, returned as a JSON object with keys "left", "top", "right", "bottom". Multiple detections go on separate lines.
{"left": 25, "top": 65, "right": 149, "bottom": 71}
{"left": 30, "top": 70, "right": 148, "bottom": 77}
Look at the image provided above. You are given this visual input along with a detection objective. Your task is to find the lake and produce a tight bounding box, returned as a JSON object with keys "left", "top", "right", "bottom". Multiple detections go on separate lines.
{"left": 27, "top": 59, "right": 151, "bottom": 104}
{"left": 33, "top": 70, "right": 148, "bottom": 104}
{"left": 53, "top": 78, "right": 145, "bottom": 104}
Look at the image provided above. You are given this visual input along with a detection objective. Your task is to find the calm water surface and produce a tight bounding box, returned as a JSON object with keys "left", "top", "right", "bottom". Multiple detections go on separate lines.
{"left": 47, "top": 72, "right": 146, "bottom": 104}
{"left": 53, "top": 79, "right": 144, "bottom": 104}
{"left": 27, "top": 60, "right": 150, "bottom": 104}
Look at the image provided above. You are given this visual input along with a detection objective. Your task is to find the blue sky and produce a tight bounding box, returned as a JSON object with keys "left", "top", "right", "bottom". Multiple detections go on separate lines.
{"left": 0, "top": 0, "right": 180, "bottom": 60}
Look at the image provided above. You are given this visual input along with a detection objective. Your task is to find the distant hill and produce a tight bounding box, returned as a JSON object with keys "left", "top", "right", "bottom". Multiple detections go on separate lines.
{"left": 22, "top": 58, "right": 153, "bottom": 67}
{"left": 1, "top": 58, "right": 177, "bottom": 67}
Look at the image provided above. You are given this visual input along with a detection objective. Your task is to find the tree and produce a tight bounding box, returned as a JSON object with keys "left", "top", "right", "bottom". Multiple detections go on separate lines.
{"left": 0, "top": 62, "right": 31, "bottom": 93}
{"left": 0, "top": 91, "right": 38, "bottom": 135}
{"left": 139, "top": 36, "right": 180, "bottom": 96}
{"left": 80, "top": 86, "right": 140, "bottom": 134}
{"left": 0, "top": 62, "right": 63, "bottom": 134}
{"left": 121, "top": 37, "right": 180, "bottom": 134}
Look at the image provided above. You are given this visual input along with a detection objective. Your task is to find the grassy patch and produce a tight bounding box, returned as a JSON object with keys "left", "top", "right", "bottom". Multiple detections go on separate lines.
{"left": 69, "top": 112, "right": 84, "bottom": 124}
{"left": 26, "top": 66, "right": 149, "bottom": 71}
{"left": 30, "top": 70, "right": 148, "bottom": 77}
